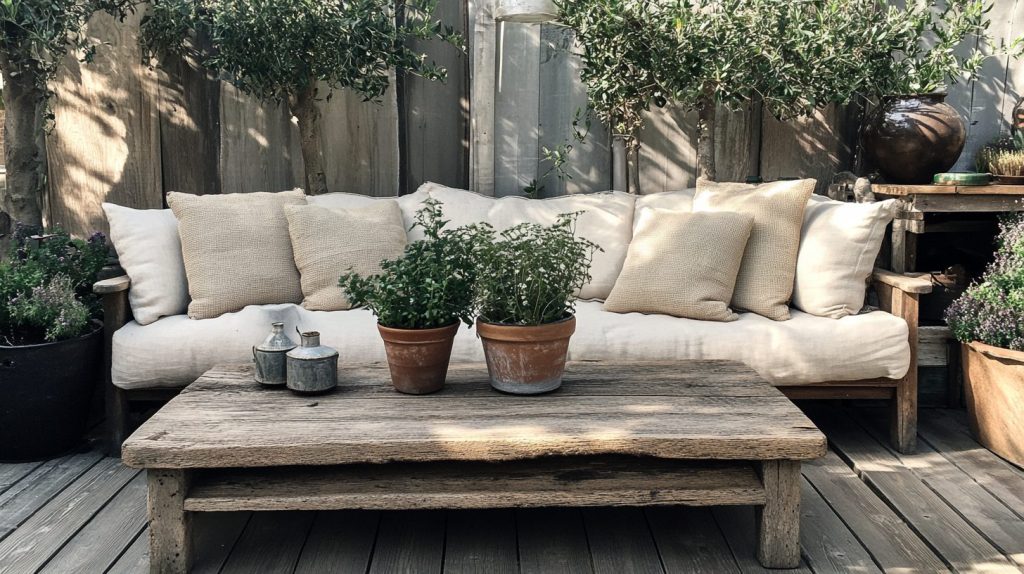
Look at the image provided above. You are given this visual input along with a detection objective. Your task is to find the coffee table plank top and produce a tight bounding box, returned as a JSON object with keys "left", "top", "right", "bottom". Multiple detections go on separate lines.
{"left": 121, "top": 361, "right": 826, "bottom": 469}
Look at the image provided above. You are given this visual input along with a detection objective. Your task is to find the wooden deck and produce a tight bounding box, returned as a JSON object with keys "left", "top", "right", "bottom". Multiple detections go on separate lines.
{"left": 1, "top": 407, "right": 1023, "bottom": 573}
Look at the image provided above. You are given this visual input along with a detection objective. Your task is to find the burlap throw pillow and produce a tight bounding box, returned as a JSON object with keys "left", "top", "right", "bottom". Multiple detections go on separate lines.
{"left": 285, "top": 201, "right": 408, "bottom": 311}
{"left": 167, "top": 189, "right": 307, "bottom": 319}
{"left": 604, "top": 210, "right": 754, "bottom": 321}
{"left": 694, "top": 179, "right": 815, "bottom": 321}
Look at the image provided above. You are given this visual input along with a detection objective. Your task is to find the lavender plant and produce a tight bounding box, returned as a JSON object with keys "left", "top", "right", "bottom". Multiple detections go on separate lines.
{"left": 946, "top": 214, "right": 1024, "bottom": 350}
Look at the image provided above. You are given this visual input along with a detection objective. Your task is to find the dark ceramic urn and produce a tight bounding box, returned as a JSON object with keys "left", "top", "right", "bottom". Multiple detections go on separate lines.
{"left": 862, "top": 94, "right": 966, "bottom": 184}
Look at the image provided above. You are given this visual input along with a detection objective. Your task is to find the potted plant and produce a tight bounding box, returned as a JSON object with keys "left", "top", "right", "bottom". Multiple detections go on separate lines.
{"left": 977, "top": 133, "right": 1024, "bottom": 185}
{"left": 0, "top": 225, "right": 110, "bottom": 461}
{"left": 473, "top": 213, "right": 599, "bottom": 395}
{"left": 340, "top": 200, "right": 486, "bottom": 394}
{"left": 945, "top": 214, "right": 1024, "bottom": 467}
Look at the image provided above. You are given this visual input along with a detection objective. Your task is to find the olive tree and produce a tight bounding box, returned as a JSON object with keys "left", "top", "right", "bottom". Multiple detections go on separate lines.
{"left": 141, "top": 0, "right": 459, "bottom": 195}
{"left": 558, "top": 0, "right": 999, "bottom": 183}
{"left": 0, "top": 0, "right": 135, "bottom": 231}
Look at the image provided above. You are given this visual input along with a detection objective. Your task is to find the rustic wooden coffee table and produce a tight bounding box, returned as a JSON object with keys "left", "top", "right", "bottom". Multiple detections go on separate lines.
{"left": 122, "top": 360, "right": 826, "bottom": 572}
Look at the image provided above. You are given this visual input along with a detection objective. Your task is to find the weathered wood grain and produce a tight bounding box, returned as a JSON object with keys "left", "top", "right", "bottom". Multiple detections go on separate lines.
{"left": 294, "top": 511, "right": 378, "bottom": 574}
{"left": 469, "top": 0, "right": 497, "bottom": 195}
{"left": 759, "top": 104, "right": 857, "bottom": 194}
{"left": 516, "top": 508, "right": 593, "bottom": 574}
{"left": 637, "top": 105, "right": 698, "bottom": 194}
{"left": 715, "top": 103, "right": 762, "bottom": 183}
{"left": 712, "top": 506, "right": 813, "bottom": 574}
{"left": 106, "top": 528, "right": 150, "bottom": 574}
{"left": 756, "top": 460, "right": 802, "bottom": 568}
{"left": 185, "top": 457, "right": 765, "bottom": 512}
{"left": 872, "top": 269, "right": 933, "bottom": 294}
{"left": 798, "top": 480, "right": 881, "bottom": 574}
{"left": 123, "top": 361, "right": 825, "bottom": 468}
{"left": 148, "top": 469, "right": 192, "bottom": 574}
{"left": 368, "top": 510, "right": 445, "bottom": 574}
{"left": 218, "top": 84, "right": 303, "bottom": 195}
{"left": 0, "top": 461, "right": 40, "bottom": 497}
{"left": 443, "top": 510, "right": 518, "bottom": 574}
{"left": 318, "top": 81, "right": 400, "bottom": 196}
{"left": 191, "top": 512, "right": 252, "bottom": 574}
{"left": 584, "top": 508, "right": 665, "bottom": 574}
{"left": 218, "top": 511, "right": 313, "bottom": 574}
{"left": 646, "top": 507, "right": 741, "bottom": 573}
{"left": 874, "top": 184, "right": 1024, "bottom": 196}
{"left": 494, "top": 22, "right": 541, "bottom": 197}
{"left": 0, "top": 451, "right": 103, "bottom": 540}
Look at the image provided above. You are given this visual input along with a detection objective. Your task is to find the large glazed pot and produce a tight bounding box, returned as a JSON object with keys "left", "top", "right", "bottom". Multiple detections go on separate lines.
{"left": 0, "top": 323, "right": 103, "bottom": 461}
{"left": 476, "top": 315, "right": 575, "bottom": 395}
{"left": 962, "top": 341, "right": 1024, "bottom": 468}
{"left": 862, "top": 94, "right": 966, "bottom": 184}
{"left": 378, "top": 323, "right": 459, "bottom": 395}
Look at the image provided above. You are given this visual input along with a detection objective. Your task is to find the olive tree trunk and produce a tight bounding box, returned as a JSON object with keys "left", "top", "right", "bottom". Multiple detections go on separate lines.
{"left": 696, "top": 96, "right": 717, "bottom": 182}
{"left": 288, "top": 83, "right": 328, "bottom": 195}
{"left": 0, "top": 55, "right": 47, "bottom": 232}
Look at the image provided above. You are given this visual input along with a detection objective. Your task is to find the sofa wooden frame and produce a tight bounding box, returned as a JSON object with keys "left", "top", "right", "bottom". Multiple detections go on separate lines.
{"left": 94, "top": 269, "right": 932, "bottom": 456}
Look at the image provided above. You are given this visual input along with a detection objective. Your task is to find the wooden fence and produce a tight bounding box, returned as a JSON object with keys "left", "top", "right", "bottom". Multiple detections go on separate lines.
{"left": 39, "top": 0, "right": 1023, "bottom": 238}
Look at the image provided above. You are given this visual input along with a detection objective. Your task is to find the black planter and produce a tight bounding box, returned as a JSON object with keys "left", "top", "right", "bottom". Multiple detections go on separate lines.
{"left": 0, "top": 323, "right": 103, "bottom": 461}
{"left": 862, "top": 94, "right": 966, "bottom": 184}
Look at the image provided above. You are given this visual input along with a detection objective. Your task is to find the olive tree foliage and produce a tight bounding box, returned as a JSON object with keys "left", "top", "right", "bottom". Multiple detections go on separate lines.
{"left": 141, "top": 0, "right": 460, "bottom": 195}
{"left": 0, "top": 0, "right": 135, "bottom": 232}
{"left": 557, "top": 0, "right": 1004, "bottom": 182}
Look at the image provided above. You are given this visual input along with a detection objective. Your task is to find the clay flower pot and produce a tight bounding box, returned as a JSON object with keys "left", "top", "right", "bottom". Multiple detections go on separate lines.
{"left": 862, "top": 94, "right": 966, "bottom": 184}
{"left": 476, "top": 315, "right": 576, "bottom": 395}
{"left": 378, "top": 323, "right": 460, "bottom": 395}
{"left": 961, "top": 341, "right": 1024, "bottom": 467}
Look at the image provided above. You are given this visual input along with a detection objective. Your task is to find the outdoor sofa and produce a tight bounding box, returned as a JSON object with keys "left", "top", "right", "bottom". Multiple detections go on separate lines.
{"left": 95, "top": 182, "right": 932, "bottom": 455}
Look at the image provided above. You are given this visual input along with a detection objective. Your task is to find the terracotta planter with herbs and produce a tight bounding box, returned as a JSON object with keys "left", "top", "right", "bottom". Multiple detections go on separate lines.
{"left": 378, "top": 323, "right": 459, "bottom": 394}
{"left": 961, "top": 342, "right": 1024, "bottom": 467}
{"left": 477, "top": 316, "right": 575, "bottom": 395}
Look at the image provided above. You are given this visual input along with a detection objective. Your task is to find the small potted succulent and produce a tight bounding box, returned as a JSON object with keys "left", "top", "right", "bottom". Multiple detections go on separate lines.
{"left": 340, "top": 200, "right": 486, "bottom": 394}
{"left": 945, "top": 214, "right": 1024, "bottom": 467}
{"left": 473, "top": 213, "right": 599, "bottom": 395}
{"left": 0, "top": 225, "right": 109, "bottom": 461}
{"left": 976, "top": 133, "right": 1024, "bottom": 185}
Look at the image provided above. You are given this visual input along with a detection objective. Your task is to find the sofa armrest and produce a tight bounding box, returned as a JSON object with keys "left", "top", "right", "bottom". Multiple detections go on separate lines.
{"left": 94, "top": 275, "right": 131, "bottom": 295}
{"left": 872, "top": 269, "right": 933, "bottom": 295}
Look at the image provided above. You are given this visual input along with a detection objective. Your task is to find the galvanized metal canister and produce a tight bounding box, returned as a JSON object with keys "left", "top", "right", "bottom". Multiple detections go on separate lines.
{"left": 253, "top": 322, "right": 296, "bottom": 386}
{"left": 286, "top": 331, "right": 338, "bottom": 394}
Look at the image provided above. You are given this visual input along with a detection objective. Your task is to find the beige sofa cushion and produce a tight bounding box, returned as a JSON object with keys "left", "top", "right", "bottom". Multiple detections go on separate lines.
{"left": 421, "top": 182, "right": 635, "bottom": 300}
{"left": 167, "top": 189, "right": 307, "bottom": 319}
{"left": 633, "top": 189, "right": 695, "bottom": 233}
{"left": 102, "top": 204, "right": 189, "bottom": 325}
{"left": 285, "top": 202, "right": 408, "bottom": 311}
{"left": 111, "top": 301, "right": 910, "bottom": 390}
{"left": 307, "top": 188, "right": 430, "bottom": 241}
{"left": 694, "top": 179, "right": 815, "bottom": 321}
{"left": 605, "top": 210, "right": 753, "bottom": 321}
{"left": 793, "top": 196, "right": 899, "bottom": 318}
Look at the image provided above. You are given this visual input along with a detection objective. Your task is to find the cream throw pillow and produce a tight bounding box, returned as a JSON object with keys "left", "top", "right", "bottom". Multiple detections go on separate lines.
{"left": 285, "top": 202, "right": 408, "bottom": 311}
{"left": 694, "top": 179, "right": 815, "bottom": 321}
{"left": 604, "top": 210, "right": 754, "bottom": 321}
{"left": 167, "top": 189, "right": 307, "bottom": 319}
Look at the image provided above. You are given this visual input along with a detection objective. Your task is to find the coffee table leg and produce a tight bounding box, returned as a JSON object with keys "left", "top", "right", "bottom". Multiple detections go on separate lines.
{"left": 148, "top": 469, "right": 193, "bottom": 574}
{"left": 756, "top": 460, "right": 801, "bottom": 568}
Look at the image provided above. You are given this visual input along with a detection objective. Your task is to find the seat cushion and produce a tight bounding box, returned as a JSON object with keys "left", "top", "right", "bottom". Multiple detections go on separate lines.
{"left": 112, "top": 303, "right": 909, "bottom": 390}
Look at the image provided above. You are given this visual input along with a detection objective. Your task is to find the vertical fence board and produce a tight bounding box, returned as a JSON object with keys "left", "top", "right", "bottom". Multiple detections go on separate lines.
{"left": 218, "top": 85, "right": 303, "bottom": 194}
{"left": 999, "top": 0, "right": 1023, "bottom": 127}
{"left": 759, "top": 104, "right": 857, "bottom": 193}
{"left": 636, "top": 106, "right": 698, "bottom": 194}
{"left": 319, "top": 81, "right": 400, "bottom": 197}
{"left": 493, "top": 22, "right": 541, "bottom": 197}
{"left": 469, "top": 0, "right": 497, "bottom": 195}
{"left": 45, "top": 12, "right": 162, "bottom": 237}
{"left": 714, "top": 103, "right": 763, "bottom": 183}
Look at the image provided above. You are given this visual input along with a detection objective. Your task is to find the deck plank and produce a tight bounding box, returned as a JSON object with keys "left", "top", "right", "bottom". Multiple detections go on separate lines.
{"left": 367, "top": 510, "right": 446, "bottom": 574}
{"left": 0, "top": 450, "right": 103, "bottom": 541}
{"left": 798, "top": 479, "right": 881, "bottom": 574}
{"left": 0, "top": 457, "right": 138, "bottom": 574}
{"left": 219, "top": 511, "right": 314, "bottom": 574}
{"left": 105, "top": 528, "right": 149, "bottom": 574}
{"left": 583, "top": 507, "right": 665, "bottom": 574}
{"left": 39, "top": 472, "right": 148, "bottom": 574}
{"left": 192, "top": 512, "right": 252, "bottom": 574}
{"left": 517, "top": 508, "right": 594, "bottom": 574}
{"left": 444, "top": 509, "right": 518, "bottom": 574}
{"left": 801, "top": 452, "right": 948, "bottom": 572}
{"left": 0, "top": 461, "right": 42, "bottom": 497}
{"left": 712, "top": 506, "right": 813, "bottom": 574}
{"left": 294, "top": 511, "right": 379, "bottom": 574}
{"left": 646, "top": 507, "right": 740, "bottom": 573}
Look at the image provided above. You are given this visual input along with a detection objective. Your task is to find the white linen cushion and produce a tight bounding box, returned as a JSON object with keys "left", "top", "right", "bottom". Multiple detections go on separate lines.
{"left": 307, "top": 188, "right": 430, "bottom": 241}
{"left": 102, "top": 204, "right": 189, "bottom": 325}
{"left": 633, "top": 189, "right": 695, "bottom": 233}
{"left": 420, "top": 182, "right": 635, "bottom": 301}
{"left": 793, "top": 196, "right": 899, "bottom": 318}
{"left": 111, "top": 302, "right": 910, "bottom": 390}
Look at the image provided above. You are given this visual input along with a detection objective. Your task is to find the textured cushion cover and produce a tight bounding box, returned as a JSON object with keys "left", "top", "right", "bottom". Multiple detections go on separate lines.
{"left": 633, "top": 189, "right": 695, "bottom": 233}
{"left": 167, "top": 189, "right": 307, "bottom": 319}
{"left": 111, "top": 302, "right": 910, "bottom": 390}
{"left": 285, "top": 202, "right": 408, "bottom": 311}
{"left": 421, "top": 182, "right": 635, "bottom": 300}
{"left": 793, "top": 196, "right": 899, "bottom": 318}
{"left": 102, "top": 204, "right": 189, "bottom": 325}
{"left": 605, "top": 210, "right": 753, "bottom": 321}
{"left": 307, "top": 189, "right": 430, "bottom": 241}
{"left": 694, "top": 179, "right": 816, "bottom": 321}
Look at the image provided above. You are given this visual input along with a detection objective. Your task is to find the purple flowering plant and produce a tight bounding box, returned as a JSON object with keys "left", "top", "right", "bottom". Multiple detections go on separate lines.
{"left": 945, "top": 214, "right": 1024, "bottom": 351}
{"left": 0, "top": 224, "right": 109, "bottom": 345}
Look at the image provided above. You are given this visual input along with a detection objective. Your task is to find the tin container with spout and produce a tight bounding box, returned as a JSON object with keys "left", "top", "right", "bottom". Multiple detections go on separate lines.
{"left": 253, "top": 322, "right": 297, "bottom": 386}
{"left": 286, "top": 330, "right": 338, "bottom": 394}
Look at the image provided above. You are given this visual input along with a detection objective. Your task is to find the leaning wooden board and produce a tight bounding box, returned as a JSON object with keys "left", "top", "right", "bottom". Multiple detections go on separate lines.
{"left": 122, "top": 361, "right": 826, "bottom": 573}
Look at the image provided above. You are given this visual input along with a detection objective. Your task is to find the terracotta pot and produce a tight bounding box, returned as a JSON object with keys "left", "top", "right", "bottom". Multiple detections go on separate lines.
{"left": 476, "top": 316, "right": 576, "bottom": 395}
{"left": 862, "top": 94, "right": 966, "bottom": 184}
{"left": 962, "top": 341, "right": 1024, "bottom": 468}
{"left": 378, "top": 323, "right": 459, "bottom": 394}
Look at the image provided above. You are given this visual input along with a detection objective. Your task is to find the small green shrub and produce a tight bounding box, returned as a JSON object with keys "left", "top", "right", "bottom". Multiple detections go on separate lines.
{"left": 340, "top": 199, "right": 489, "bottom": 330}
{"left": 474, "top": 213, "right": 600, "bottom": 326}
